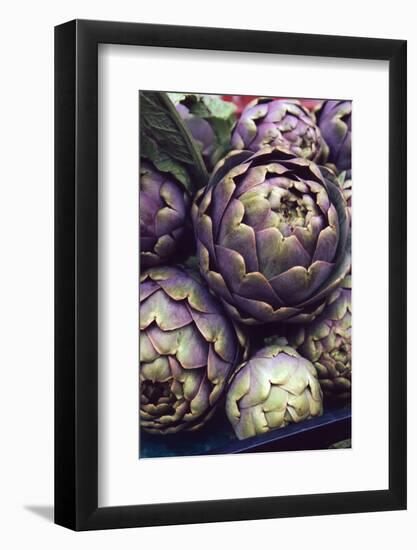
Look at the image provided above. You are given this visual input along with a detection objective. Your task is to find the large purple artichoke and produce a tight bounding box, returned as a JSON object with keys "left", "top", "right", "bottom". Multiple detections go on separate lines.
{"left": 192, "top": 147, "right": 351, "bottom": 325}
{"left": 226, "top": 343, "right": 323, "bottom": 440}
{"left": 287, "top": 275, "right": 352, "bottom": 401}
{"left": 231, "top": 98, "right": 325, "bottom": 162}
{"left": 140, "top": 266, "right": 245, "bottom": 434}
{"left": 316, "top": 100, "right": 352, "bottom": 172}
{"left": 140, "top": 162, "right": 190, "bottom": 268}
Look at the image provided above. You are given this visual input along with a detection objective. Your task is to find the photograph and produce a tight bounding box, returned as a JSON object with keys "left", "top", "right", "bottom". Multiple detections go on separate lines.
{"left": 139, "top": 91, "right": 352, "bottom": 458}
{"left": 0, "top": 0, "right": 410, "bottom": 543}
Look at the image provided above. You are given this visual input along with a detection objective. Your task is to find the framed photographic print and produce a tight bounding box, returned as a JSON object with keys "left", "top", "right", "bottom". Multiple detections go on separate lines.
{"left": 55, "top": 19, "right": 407, "bottom": 530}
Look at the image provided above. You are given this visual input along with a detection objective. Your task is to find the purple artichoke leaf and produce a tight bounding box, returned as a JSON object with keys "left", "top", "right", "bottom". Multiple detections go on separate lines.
{"left": 207, "top": 150, "right": 254, "bottom": 191}
{"left": 319, "top": 166, "right": 352, "bottom": 214}
{"left": 322, "top": 175, "right": 350, "bottom": 255}
{"left": 299, "top": 246, "right": 351, "bottom": 309}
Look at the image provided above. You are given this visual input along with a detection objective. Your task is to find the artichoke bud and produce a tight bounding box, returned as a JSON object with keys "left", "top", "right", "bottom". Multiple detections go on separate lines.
{"left": 140, "top": 266, "right": 244, "bottom": 434}
{"left": 193, "top": 146, "right": 351, "bottom": 325}
{"left": 287, "top": 276, "right": 352, "bottom": 401}
{"left": 231, "top": 98, "right": 326, "bottom": 162}
{"left": 315, "top": 100, "right": 352, "bottom": 173}
{"left": 226, "top": 343, "right": 323, "bottom": 440}
{"left": 140, "top": 161, "right": 190, "bottom": 268}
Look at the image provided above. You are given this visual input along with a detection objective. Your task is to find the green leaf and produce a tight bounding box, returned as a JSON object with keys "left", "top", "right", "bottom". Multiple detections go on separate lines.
{"left": 200, "top": 95, "right": 236, "bottom": 120}
{"left": 210, "top": 117, "right": 235, "bottom": 146}
{"left": 140, "top": 91, "right": 208, "bottom": 193}
{"left": 163, "top": 93, "right": 238, "bottom": 171}
{"left": 167, "top": 92, "right": 188, "bottom": 104}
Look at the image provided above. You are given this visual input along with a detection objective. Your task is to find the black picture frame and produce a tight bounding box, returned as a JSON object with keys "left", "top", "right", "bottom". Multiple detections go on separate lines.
{"left": 55, "top": 19, "right": 407, "bottom": 531}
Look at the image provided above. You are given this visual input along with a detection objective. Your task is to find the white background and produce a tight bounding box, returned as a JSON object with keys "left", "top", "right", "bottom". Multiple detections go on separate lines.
{"left": 0, "top": 0, "right": 415, "bottom": 548}
{"left": 99, "top": 45, "right": 389, "bottom": 506}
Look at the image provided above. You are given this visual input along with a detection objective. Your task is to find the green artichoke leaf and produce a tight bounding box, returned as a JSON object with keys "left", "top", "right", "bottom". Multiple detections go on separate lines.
{"left": 177, "top": 93, "right": 236, "bottom": 123}
{"left": 209, "top": 118, "right": 237, "bottom": 166}
{"left": 140, "top": 91, "right": 208, "bottom": 193}
{"left": 140, "top": 136, "right": 192, "bottom": 192}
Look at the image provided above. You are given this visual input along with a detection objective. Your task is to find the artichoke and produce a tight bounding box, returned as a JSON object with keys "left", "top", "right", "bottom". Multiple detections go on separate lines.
{"left": 176, "top": 103, "right": 216, "bottom": 162}
{"left": 337, "top": 171, "right": 352, "bottom": 211}
{"left": 226, "top": 343, "right": 323, "bottom": 440}
{"left": 231, "top": 98, "right": 325, "bottom": 161}
{"left": 287, "top": 275, "right": 351, "bottom": 401}
{"left": 316, "top": 100, "right": 352, "bottom": 173}
{"left": 140, "top": 161, "right": 190, "bottom": 267}
{"left": 140, "top": 266, "right": 244, "bottom": 434}
{"left": 192, "top": 147, "right": 351, "bottom": 325}
{"left": 170, "top": 93, "right": 237, "bottom": 171}
{"left": 320, "top": 166, "right": 352, "bottom": 225}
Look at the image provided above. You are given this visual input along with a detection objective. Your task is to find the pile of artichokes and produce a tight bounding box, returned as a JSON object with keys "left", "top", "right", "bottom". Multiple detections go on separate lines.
{"left": 140, "top": 93, "right": 352, "bottom": 444}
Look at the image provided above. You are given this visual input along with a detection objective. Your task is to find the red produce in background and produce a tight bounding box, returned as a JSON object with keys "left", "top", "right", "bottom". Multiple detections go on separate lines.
{"left": 222, "top": 95, "right": 322, "bottom": 114}
{"left": 221, "top": 95, "right": 258, "bottom": 114}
